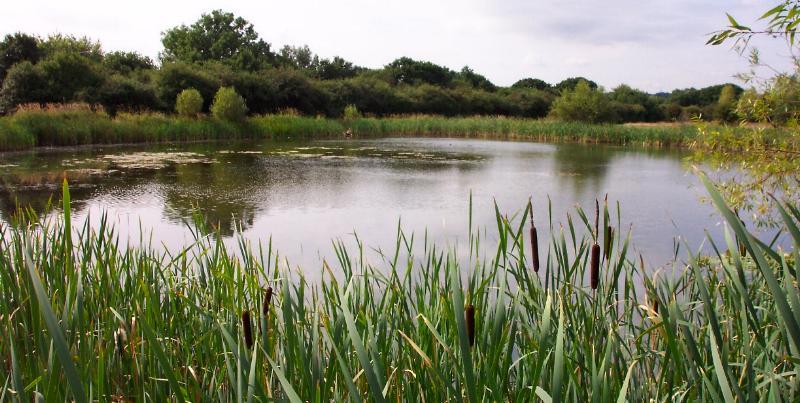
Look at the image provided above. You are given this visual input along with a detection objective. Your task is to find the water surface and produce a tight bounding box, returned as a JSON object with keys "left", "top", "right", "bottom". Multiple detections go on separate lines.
{"left": 0, "top": 137, "right": 737, "bottom": 272}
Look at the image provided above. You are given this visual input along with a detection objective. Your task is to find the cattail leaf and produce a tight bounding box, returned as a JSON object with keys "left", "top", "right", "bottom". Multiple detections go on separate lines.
{"left": 265, "top": 355, "right": 304, "bottom": 403}
{"left": 615, "top": 360, "right": 636, "bottom": 403}
{"left": 23, "top": 250, "right": 87, "bottom": 403}
{"left": 449, "top": 261, "right": 478, "bottom": 403}
{"left": 139, "top": 320, "right": 186, "bottom": 403}
{"left": 341, "top": 300, "right": 387, "bottom": 403}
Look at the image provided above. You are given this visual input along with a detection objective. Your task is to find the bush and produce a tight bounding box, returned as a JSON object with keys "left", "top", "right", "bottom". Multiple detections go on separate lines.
{"left": 549, "top": 80, "right": 612, "bottom": 123}
{"left": 210, "top": 87, "right": 247, "bottom": 121}
{"left": 175, "top": 88, "right": 204, "bottom": 117}
{"left": 342, "top": 104, "right": 360, "bottom": 120}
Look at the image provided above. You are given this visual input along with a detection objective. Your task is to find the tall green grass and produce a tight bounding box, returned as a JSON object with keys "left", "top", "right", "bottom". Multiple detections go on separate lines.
{"left": 0, "top": 109, "right": 704, "bottom": 151}
{"left": 0, "top": 176, "right": 797, "bottom": 400}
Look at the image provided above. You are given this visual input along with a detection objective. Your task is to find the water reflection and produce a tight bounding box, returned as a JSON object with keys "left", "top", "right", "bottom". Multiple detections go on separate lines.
{"left": 0, "top": 138, "right": 729, "bottom": 270}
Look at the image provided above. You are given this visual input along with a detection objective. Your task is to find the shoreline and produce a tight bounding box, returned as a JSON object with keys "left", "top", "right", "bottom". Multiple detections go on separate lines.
{"left": 0, "top": 110, "right": 706, "bottom": 153}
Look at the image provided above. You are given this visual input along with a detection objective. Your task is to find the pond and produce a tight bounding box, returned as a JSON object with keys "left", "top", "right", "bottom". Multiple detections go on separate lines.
{"left": 0, "top": 137, "right": 742, "bottom": 273}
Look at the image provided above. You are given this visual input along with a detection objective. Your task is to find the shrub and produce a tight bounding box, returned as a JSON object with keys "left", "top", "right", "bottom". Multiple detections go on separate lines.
{"left": 342, "top": 104, "right": 360, "bottom": 120}
{"left": 549, "top": 80, "right": 612, "bottom": 123}
{"left": 175, "top": 88, "right": 203, "bottom": 117}
{"left": 210, "top": 86, "right": 247, "bottom": 121}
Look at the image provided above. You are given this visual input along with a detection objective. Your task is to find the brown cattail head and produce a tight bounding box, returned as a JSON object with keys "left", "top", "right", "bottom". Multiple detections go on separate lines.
{"left": 114, "top": 325, "right": 128, "bottom": 357}
{"left": 653, "top": 298, "right": 659, "bottom": 315}
{"left": 465, "top": 304, "right": 476, "bottom": 348}
{"left": 242, "top": 310, "right": 253, "bottom": 349}
{"left": 530, "top": 225, "right": 540, "bottom": 273}
{"left": 262, "top": 287, "right": 273, "bottom": 317}
{"left": 604, "top": 226, "right": 613, "bottom": 261}
{"left": 590, "top": 244, "right": 601, "bottom": 290}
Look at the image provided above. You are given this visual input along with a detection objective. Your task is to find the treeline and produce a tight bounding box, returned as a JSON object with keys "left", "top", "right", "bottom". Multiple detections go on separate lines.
{"left": 0, "top": 10, "right": 744, "bottom": 123}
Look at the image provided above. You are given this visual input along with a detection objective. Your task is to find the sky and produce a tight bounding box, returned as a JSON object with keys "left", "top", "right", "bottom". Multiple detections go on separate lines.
{"left": 1, "top": 0, "right": 796, "bottom": 92}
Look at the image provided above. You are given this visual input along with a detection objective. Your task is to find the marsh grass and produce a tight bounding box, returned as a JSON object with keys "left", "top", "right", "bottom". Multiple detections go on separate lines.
{"left": 0, "top": 176, "right": 798, "bottom": 401}
{"left": 0, "top": 108, "right": 714, "bottom": 152}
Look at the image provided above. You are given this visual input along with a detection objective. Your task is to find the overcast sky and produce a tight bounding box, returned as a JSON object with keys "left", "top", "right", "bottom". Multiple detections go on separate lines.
{"left": 1, "top": 0, "right": 795, "bottom": 92}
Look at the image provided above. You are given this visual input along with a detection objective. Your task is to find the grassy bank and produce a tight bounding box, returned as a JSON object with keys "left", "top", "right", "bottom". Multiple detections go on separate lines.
{"left": 0, "top": 177, "right": 798, "bottom": 400}
{"left": 0, "top": 107, "right": 705, "bottom": 152}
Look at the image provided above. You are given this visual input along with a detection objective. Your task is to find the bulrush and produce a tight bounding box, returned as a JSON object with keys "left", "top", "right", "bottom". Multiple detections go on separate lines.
{"left": 465, "top": 304, "right": 476, "bottom": 348}
{"left": 529, "top": 201, "right": 540, "bottom": 272}
{"left": 591, "top": 199, "right": 601, "bottom": 290}
{"left": 262, "top": 286, "right": 273, "bottom": 317}
{"left": 114, "top": 325, "right": 128, "bottom": 357}
{"left": 242, "top": 310, "right": 253, "bottom": 349}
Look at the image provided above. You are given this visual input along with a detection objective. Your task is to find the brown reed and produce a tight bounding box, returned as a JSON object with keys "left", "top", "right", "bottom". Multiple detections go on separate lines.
{"left": 465, "top": 304, "right": 476, "bottom": 348}
{"left": 242, "top": 310, "right": 253, "bottom": 349}
{"left": 529, "top": 200, "right": 540, "bottom": 272}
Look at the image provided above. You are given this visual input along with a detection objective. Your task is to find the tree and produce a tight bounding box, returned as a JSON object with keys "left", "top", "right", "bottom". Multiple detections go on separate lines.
{"left": 0, "top": 33, "right": 41, "bottom": 81}
{"left": 38, "top": 52, "right": 104, "bottom": 103}
{"left": 511, "top": 78, "right": 551, "bottom": 91}
{"left": 40, "top": 34, "right": 103, "bottom": 62}
{"left": 549, "top": 80, "right": 611, "bottom": 123}
{"left": 555, "top": 77, "right": 598, "bottom": 93}
{"left": 608, "top": 84, "right": 663, "bottom": 122}
{"left": 697, "top": 1, "right": 800, "bottom": 226}
{"left": 161, "top": 10, "right": 275, "bottom": 71}
{"left": 157, "top": 62, "right": 220, "bottom": 111}
{"left": 0, "top": 61, "right": 46, "bottom": 111}
{"left": 279, "top": 45, "right": 316, "bottom": 69}
{"left": 97, "top": 74, "right": 159, "bottom": 114}
{"left": 103, "top": 51, "right": 155, "bottom": 74}
{"left": 211, "top": 86, "right": 247, "bottom": 121}
{"left": 315, "top": 56, "right": 361, "bottom": 80}
{"left": 456, "top": 66, "right": 496, "bottom": 91}
{"left": 385, "top": 57, "right": 455, "bottom": 87}
{"left": 175, "top": 88, "right": 204, "bottom": 117}
{"left": 713, "top": 84, "right": 739, "bottom": 122}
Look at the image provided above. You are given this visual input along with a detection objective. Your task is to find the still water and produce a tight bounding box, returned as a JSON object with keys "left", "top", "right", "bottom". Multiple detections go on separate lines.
{"left": 0, "top": 137, "right": 734, "bottom": 272}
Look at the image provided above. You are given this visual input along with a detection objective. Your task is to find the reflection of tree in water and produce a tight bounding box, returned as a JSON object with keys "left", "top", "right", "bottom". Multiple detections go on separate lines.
{"left": 0, "top": 175, "right": 99, "bottom": 222}
{"left": 550, "top": 144, "right": 616, "bottom": 198}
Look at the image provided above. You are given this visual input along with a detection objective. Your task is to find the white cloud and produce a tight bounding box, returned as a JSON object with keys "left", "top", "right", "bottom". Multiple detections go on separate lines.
{"left": 1, "top": 0, "right": 795, "bottom": 92}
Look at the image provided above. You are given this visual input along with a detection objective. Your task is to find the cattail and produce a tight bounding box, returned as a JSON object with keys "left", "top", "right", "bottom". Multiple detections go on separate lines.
{"left": 529, "top": 203, "right": 540, "bottom": 272}
{"left": 590, "top": 244, "right": 601, "bottom": 290}
{"left": 114, "top": 325, "right": 128, "bottom": 357}
{"left": 465, "top": 304, "right": 475, "bottom": 348}
{"left": 242, "top": 310, "right": 253, "bottom": 349}
{"left": 653, "top": 298, "right": 659, "bottom": 315}
{"left": 604, "top": 226, "right": 613, "bottom": 261}
{"left": 591, "top": 199, "right": 600, "bottom": 290}
{"left": 262, "top": 286, "right": 273, "bottom": 317}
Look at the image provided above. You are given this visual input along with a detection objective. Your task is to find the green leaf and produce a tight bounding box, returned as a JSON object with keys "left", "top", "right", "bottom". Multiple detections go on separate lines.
{"left": 24, "top": 250, "right": 87, "bottom": 403}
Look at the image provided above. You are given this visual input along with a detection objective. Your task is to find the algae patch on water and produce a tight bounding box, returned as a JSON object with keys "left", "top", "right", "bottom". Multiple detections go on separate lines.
{"left": 101, "top": 152, "right": 213, "bottom": 169}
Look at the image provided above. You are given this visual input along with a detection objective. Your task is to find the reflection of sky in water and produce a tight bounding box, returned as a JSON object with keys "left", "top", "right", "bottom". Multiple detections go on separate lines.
{"left": 0, "top": 137, "right": 782, "bottom": 279}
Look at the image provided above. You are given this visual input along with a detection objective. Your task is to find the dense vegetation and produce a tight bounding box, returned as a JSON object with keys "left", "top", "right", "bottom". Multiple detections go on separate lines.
{"left": 0, "top": 104, "right": 708, "bottom": 151}
{"left": 0, "top": 10, "right": 746, "bottom": 124}
{"left": 0, "top": 177, "right": 798, "bottom": 401}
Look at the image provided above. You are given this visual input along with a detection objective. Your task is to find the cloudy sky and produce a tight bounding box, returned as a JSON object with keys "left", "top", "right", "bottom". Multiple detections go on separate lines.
{"left": 1, "top": 0, "right": 794, "bottom": 92}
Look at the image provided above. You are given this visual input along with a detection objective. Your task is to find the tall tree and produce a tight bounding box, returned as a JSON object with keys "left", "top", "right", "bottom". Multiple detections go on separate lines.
{"left": 161, "top": 10, "right": 275, "bottom": 71}
{"left": 0, "top": 33, "right": 41, "bottom": 81}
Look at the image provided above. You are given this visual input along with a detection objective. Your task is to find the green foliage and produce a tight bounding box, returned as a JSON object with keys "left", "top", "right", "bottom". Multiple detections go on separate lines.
{"left": 0, "top": 32, "right": 41, "bottom": 81}
{"left": 1, "top": 181, "right": 798, "bottom": 400}
{"left": 608, "top": 84, "right": 664, "bottom": 122}
{"left": 97, "top": 74, "right": 159, "bottom": 114}
{"left": 103, "top": 51, "right": 154, "bottom": 74}
{"left": 668, "top": 84, "right": 743, "bottom": 107}
{"left": 157, "top": 62, "right": 220, "bottom": 111}
{"left": 175, "top": 88, "right": 204, "bottom": 117}
{"left": 549, "top": 80, "right": 612, "bottom": 123}
{"left": 555, "top": 76, "right": 598, "bottom": 92}
{"left": 386, "top": 57, "right": 455, "bottom": 86}
{"left": 0, "top": 61, "right": 46, "bottom": 110}
{"left": 713, "top": 84, "right": 739, "bottom": 122}
{"left": 211, "top": 86, "right": 248, "bottom": 121}
{"left": 511, "top": 77, "right": 552, "bottom": 91}
{"left": 160, "top": 10, "right": 275, "bottom": 70}
{"left": 456, "top": 66, "right": 496, "bottom": 91}
{"left": 40, "top": 34, "right": 103, "bottom": 62}
{"left": 38, "top": 52, "right": 105, "bottom": 103}
{"left": 342, "top": 104, "right": 360, "bottom": 120}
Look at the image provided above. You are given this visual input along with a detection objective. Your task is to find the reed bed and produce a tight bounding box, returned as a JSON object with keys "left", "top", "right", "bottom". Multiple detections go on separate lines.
{"left": 0, "top": 176, "right": 798, "bottom": 401}
{"left": 0, "top": 109, "right": 707, "bottom": 152}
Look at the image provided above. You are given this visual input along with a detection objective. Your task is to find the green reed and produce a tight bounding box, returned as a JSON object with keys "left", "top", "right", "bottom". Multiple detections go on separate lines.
{"left": 0, "top": 109, "right": 710, "bottom": 152}
{"left": 0, "top": 174, "right": 798, "bottom": 401}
